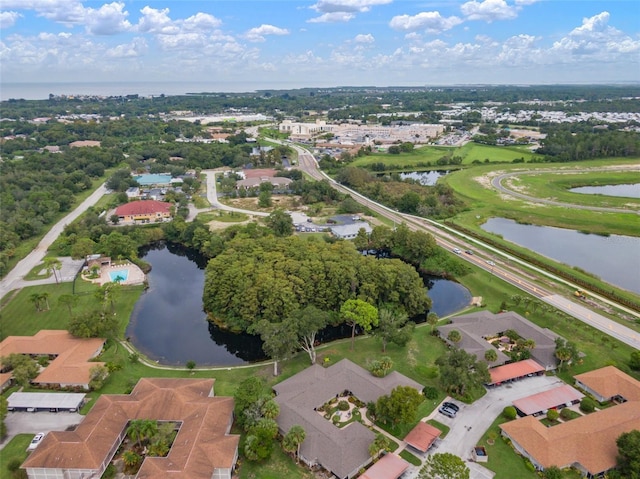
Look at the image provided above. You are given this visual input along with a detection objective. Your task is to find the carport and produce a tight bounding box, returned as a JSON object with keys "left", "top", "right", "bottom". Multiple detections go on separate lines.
{"left": 513, "top": 384, "right": 584, "bottom": 416}
{"left": 7, "top": 392, "right": 86, "bottom": 412}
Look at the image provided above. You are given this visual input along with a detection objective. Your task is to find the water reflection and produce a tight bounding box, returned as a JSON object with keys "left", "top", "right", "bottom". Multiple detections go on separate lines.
{"left": 482, "top": 218, "right": 640, "bottom": 294}
{"left": 399, "top": 171, "right": 448, "bottom": 186}
{"left": 127, "top": 242, "right": 471, "bottom": 366}
{"left": 569, "top": 183, "right": 640, "bottom": 199}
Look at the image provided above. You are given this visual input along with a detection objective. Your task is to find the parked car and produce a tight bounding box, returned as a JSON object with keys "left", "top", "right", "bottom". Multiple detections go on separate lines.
{"left": 27, "top": 433, "right": 45, "bottom": 451}
{"left": 443, "top": 401, "right": 460, "bottom": 412}
{"left": 438, "top": 406, "right": 457, "bottom": 418}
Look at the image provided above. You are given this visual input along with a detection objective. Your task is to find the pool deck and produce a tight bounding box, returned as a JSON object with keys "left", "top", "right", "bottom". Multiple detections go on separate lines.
{"left": 87, "top": 262, "right": 146, "bottom": 286}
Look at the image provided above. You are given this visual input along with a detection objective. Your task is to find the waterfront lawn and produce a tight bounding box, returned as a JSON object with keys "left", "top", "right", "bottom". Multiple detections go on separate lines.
{"left": 0, "top": 434, "right": 32, "bottom": 479}
{"left": 0, "top": 282, "right": 144, "bottom": 340}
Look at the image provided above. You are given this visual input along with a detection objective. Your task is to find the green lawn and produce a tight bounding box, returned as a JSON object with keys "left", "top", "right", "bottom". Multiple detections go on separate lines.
{"left": 426, "top": 419, "right": 450, "bottom": 438}
{"left": 196, "top": 211, "right": 249, "bottom": 223}
{"left": 238, "top": 445, "right": 316, "bottom": 479}
{"left": 478, "top": 417, "right": 537, "bottom": 479}
{"left": 399, "top": 449, "right": 422, "bottom": 466}
{"left": 0, "top": 434, "right": 32, "bottom": 479}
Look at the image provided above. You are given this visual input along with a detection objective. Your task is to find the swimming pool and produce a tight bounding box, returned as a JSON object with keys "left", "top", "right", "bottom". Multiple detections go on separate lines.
{"left": 109, "top": 270, "right": 129, "bottom": 282}
{"left": 133, "top": 174, "right": 172, "bottom": 186}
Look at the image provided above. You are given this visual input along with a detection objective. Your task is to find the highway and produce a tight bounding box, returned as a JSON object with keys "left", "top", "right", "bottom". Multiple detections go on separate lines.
{"left": 288, "top": 142, "right": 640, "bottom": 350}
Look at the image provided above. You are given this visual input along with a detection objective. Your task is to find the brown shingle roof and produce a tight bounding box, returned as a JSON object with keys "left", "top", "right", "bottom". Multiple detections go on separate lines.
{"left": 574, "top": 366, "right": 640, "bottom": 401}
{"left": 22, "top": 378, "right": 239, "bottom": 478}
{"left": 500, "top": 400, "right": 640, "bottom": 475}
{"left": 0, "top": 330, "right": 105, "bottom": 387}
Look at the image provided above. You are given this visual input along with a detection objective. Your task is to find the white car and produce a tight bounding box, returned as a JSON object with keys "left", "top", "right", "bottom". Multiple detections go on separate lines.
{"left": 27, "top": 432, "right": 45, "bottom": 451}
{"left": 452, "top": 248, "right": 462, "bottom": 254}
{"left": 486, "top": 260, "right": 496, "bottom": 266}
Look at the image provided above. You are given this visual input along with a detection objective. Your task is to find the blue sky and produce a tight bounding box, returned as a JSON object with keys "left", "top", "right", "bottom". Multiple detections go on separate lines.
{"left": 1, "top": 0, "right": 639, "bottom": 87}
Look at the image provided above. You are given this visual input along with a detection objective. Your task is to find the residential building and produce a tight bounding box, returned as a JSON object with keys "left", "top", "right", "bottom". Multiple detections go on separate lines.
{"left": 22, "top": 378, "right": 239, "bottom": 479}
{"left": 330, "top": 223, "right": 373, "bottom": 239}
{"left": 114, "top": 200, "right": 172, "bottom": 224}
{"left": 0, "top": 330, "right": 105, "bottom": 390}
{"left": 273, "top": 359, "right": 423, "bottom": 479}
{"left": 500, "top": 366, "right": 640, "bottom": 477}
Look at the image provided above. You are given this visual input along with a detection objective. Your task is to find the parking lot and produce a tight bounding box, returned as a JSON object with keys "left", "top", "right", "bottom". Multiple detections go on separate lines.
{"left": 1, "top": 411, "right": 83, "bottom": 450}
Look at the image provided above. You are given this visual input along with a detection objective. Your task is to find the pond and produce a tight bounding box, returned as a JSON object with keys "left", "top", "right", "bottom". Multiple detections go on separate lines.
{"left": 481, "top": 218, "right": 640, "bottom": 294}
{"left": 399, "top": 170, "right": 448, "bottom": 186}
{"left": 569, "top": 183, "right": 640, "bottom": 199}
{"left": 126, "top": 242, "right": 471, "bottom": 366}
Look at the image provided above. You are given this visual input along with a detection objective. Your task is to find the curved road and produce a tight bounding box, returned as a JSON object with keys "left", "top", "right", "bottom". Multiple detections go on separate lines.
{"left": 492, "top": 167, "right": 640, "bottom": 214}
{"left": 0, "top": 184, "right": 107, "bottom": 300}
{"left": 285, "top": 141, "right": 640, "bottom": 350}
{"left": 203, "top": 169, "right": 269, "bottom": 217}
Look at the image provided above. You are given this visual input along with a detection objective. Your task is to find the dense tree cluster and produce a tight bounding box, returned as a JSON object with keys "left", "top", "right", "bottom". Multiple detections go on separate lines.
{"left": 537, "top": 128, "right": 640, "bottom": 162}
{"left": 203, "top": 235, "right": 431, "bottom": 332}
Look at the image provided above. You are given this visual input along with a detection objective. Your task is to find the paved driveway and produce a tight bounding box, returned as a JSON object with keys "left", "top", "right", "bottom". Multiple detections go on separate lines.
{"left": 0, "top": 412, "right": 83, "bottom": 450}
{"left": 403, "top": 374, "right": 565, "bottom": 479}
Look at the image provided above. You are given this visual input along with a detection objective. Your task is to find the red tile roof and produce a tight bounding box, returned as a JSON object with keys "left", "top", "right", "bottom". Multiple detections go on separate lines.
{"left": 404, "top": 421, "right": 442, "bottom": 452}
{"left": 489, "top": 359, "right": 544, "bottom": 385}
{"left": 360, "top": 453, "right": 409, "bottom": 479}
{"left": 115, "top": 200, "right": 171, "bottom": 217}
{"left": 574, "top": 366, "right": 640, "bottom": 401}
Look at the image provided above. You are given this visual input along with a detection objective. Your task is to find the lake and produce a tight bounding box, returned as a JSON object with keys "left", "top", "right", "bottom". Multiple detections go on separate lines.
{"left": 399, "top": 171, "right": 448, "bottom": 186}
{"left": 481, "top": 218, "right": 640, "bottom": 294}
{"left": 126, "top": 242, "right": 471, "bottom": 366}
{"left": 569, "top": 183, "right": 640, "bottom": 199}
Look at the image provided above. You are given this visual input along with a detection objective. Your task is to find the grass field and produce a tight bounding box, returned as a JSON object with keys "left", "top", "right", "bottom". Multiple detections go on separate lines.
{"left": 0, "top": 434, "right": 32, "bottom": 479}
{"left": 350, "top": 143, "right": 538, "bottom": 169}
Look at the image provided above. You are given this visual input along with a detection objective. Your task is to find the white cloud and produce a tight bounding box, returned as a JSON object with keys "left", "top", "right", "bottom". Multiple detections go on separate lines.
{"left": 245, "top": 24, "right": 290, "bottom": 43}
{"left": 461, "top": 0, "right": 518, "bottom": 22}
{"left": 0, "top": 11, "right": 21, "bottom": 28}
{"left": 183, "top": 12, "right": 222, "bottom": 31}
{"left": 514, "top": 0, "right": 538, "bottom": 4}
{"left": 308, "top": 11, "right": 355, "bottom": 23}
{"left": 390, "top": 11, "right": 463, "bottom": 34}
{"left": 308, "top": 0, "right": 391, "bottom": 22}
{"left": 136, "top": 6, "right": 176, "bottom": 34}
{"left": 2, "top": 0, "right": 87, "bottom": 25}
{"left": 354, "top": 33, "right": 375, "bottom": 44}
{"left": 106, "top": 37, "right": 147, "bottom": 58}
{"left": 85, "top": 2, "right": 131, "bottom": 35}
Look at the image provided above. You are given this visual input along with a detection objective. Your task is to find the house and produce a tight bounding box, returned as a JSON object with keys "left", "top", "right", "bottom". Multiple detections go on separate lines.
{"left": 330, "top": 223, "right": 373, "bottom": 240}
{"left": 513, "top": 384, "right": 584, "bottom": 416}
{"left": 273, "top": 359, "right": 423, "bottom": 479}
{"left": 22, "top": 378, "right": 239, "bottom": 479}
{"left": 0, "top": 330, "right": 105, "bottom": 390}
{"left": 359, "top": 453, "right": 410, "bottom": 479}
{"left": 500, "top": 367, "right": 640, "bottom": 477}
{"left": 125, "top": 187, "right": 141, "bottom": 199}
{"left": 235, "top": 177, "right": 292, "bottom": 190}
{"left": 114, "top": 200, "right": 172, "bottom": 224}
{"left": 404, "top": 421, "right": 442, "bottom": 453}
{"left": 438, "top": 310, "right": 562, "bottom": 370}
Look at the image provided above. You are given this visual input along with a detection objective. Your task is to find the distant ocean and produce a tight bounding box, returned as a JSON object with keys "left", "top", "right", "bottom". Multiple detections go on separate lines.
{"left": 0, "top": 81, "right": 323, "bottom": 101}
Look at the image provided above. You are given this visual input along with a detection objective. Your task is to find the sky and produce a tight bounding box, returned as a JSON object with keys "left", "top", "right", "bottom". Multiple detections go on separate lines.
{"left": 1, "top": 0, "right": 639, "bottom": 89}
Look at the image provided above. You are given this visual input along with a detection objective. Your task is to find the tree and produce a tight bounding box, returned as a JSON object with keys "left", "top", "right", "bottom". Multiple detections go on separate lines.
{"left": 554, "top": 338, "right": 577, "bottom": 370}
{"left": 373, "top": 307, "right": 414, "bottom": 353}
{"left": 43, "top": 256, "right": 62, "bottom": 284}
{"left": 542, "top": 466, "right": 563, "bottom": 479}
{"left": 254, "top": 320, "right": 298, "bottom": 376}
{"left": 186, "top": 360, "right": 196, "bottom": 371}
{"left": 546, "top": 409, "right": 559, "bottom": 422}
{"left": 122, "top": 451, "right": 141, "bottom": 470}
{"left": 447, "top": 330, "right": 462, "bottom": 345}
{"left": 68, "top": 310, "right": 118, "bottom": 339}
{"left": 95, "top": 282, "right": 121, "bottom": 315}
{"left": 260, "top": 399, "right": 280, "bottom": 420}
{"left": 266, "top": 209, "right": 293, "bottom": 237}
{"left": 370, "top": 357, "right": 393, "bottom": 377}
{"left": 503, "top": 406, "right": 517, "bottom": 420}
{"left": 484, "top": 349, "right": 498, "bottom": 363}
{"left": 376, "top": 386, "right": 423, "bottom": 424}
{"left": 630, "top": 351, "right": 640, "bottom": 371}
{"left": 258, "top": 190, "right": 272, "bottom": 207}
{"left": 89, "top": 364, "right": 109, "bottom": 390}
{"left": 287, "top": 306, "right": 331, "bottom": 364}
{"left": 369, "top": 433, "right": 390, "bottom": 458}
{"left": 340, "top": 299, "right": 378, "bottom": 351}
{"left": 234, "top": 377, "right": 269, "bottom": 430}
{"left": 282, "top": 425, "right": 306, "bottom": 463}
{"left": 71, "top": 237, "right": 97, "bottom": 259}
{"left": 29, "top": 292, "right": 43, "bottom": 312}
{"left": 58, "top": 294, "right": 79, "bottom": 315}
{"left": 419, "top": 452, "right": 470, "bottom": 479}
{"left": 109, "top": 214, "right": 120, "bottom": 225}
{"left": 427, "top": 312, "right": 439, "bottom": 334}
{"left": 1, "top": 354, "right": 39, "bottom": 387}
{"left": 615, "top": 430, "right": 640, "bottom": 478}
{"left": 40, "top": 292, "right": 50, "bottom": 311}
{"left": 436, "top": 348, "right": 490, "bottom": 397}
{"left": 580, "top": 397, "right": 596, "bottom": 413}
{"left": 0, "top": 396, "right": 7, "bottom": 440}
{"left": 127, "top": 420, "right": 145, "bottom": 448}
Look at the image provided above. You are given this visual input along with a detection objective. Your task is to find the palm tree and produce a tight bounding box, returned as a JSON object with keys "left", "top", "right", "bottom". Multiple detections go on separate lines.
{"left": 261, "top": 399, "right": 280, "bottom": 420}
{"left": 58, "top": 294, "right": 79, "bottom": 315}
{"left": 127, "top": 420, "right": 145, "bottom": 448}
{"left": 122, "top": 450, "right": 140, "bottom": 470}
{"left": 40, "top": 292, "right": 50, "bottom": 311}
{"left": 43, "top": 257, "right": 62, "bottom": 284}
{"left": 427, "top": 312, "right": 439, "bottom": 334}
{"left": 140, "top": 419, "right": 158, "bottom": 445}
{"left": 283, "top": 425, "right": 306, "bottom": 463}
{"left": 29, "top": 293, "right": 42, "bottom": 312}
{"left": 555, "top": 347, "right": 572, "bottom": 370}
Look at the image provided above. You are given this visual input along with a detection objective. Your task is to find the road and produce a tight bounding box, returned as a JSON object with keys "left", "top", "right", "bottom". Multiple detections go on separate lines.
{"left": 286, "top": 141, "right": 640, "bottom": 350}
{"left": 492, "top": 167, "right": 640, "bottom": 215}
{"left": 0, "top": 184, "right": 107, "bottom": 300}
